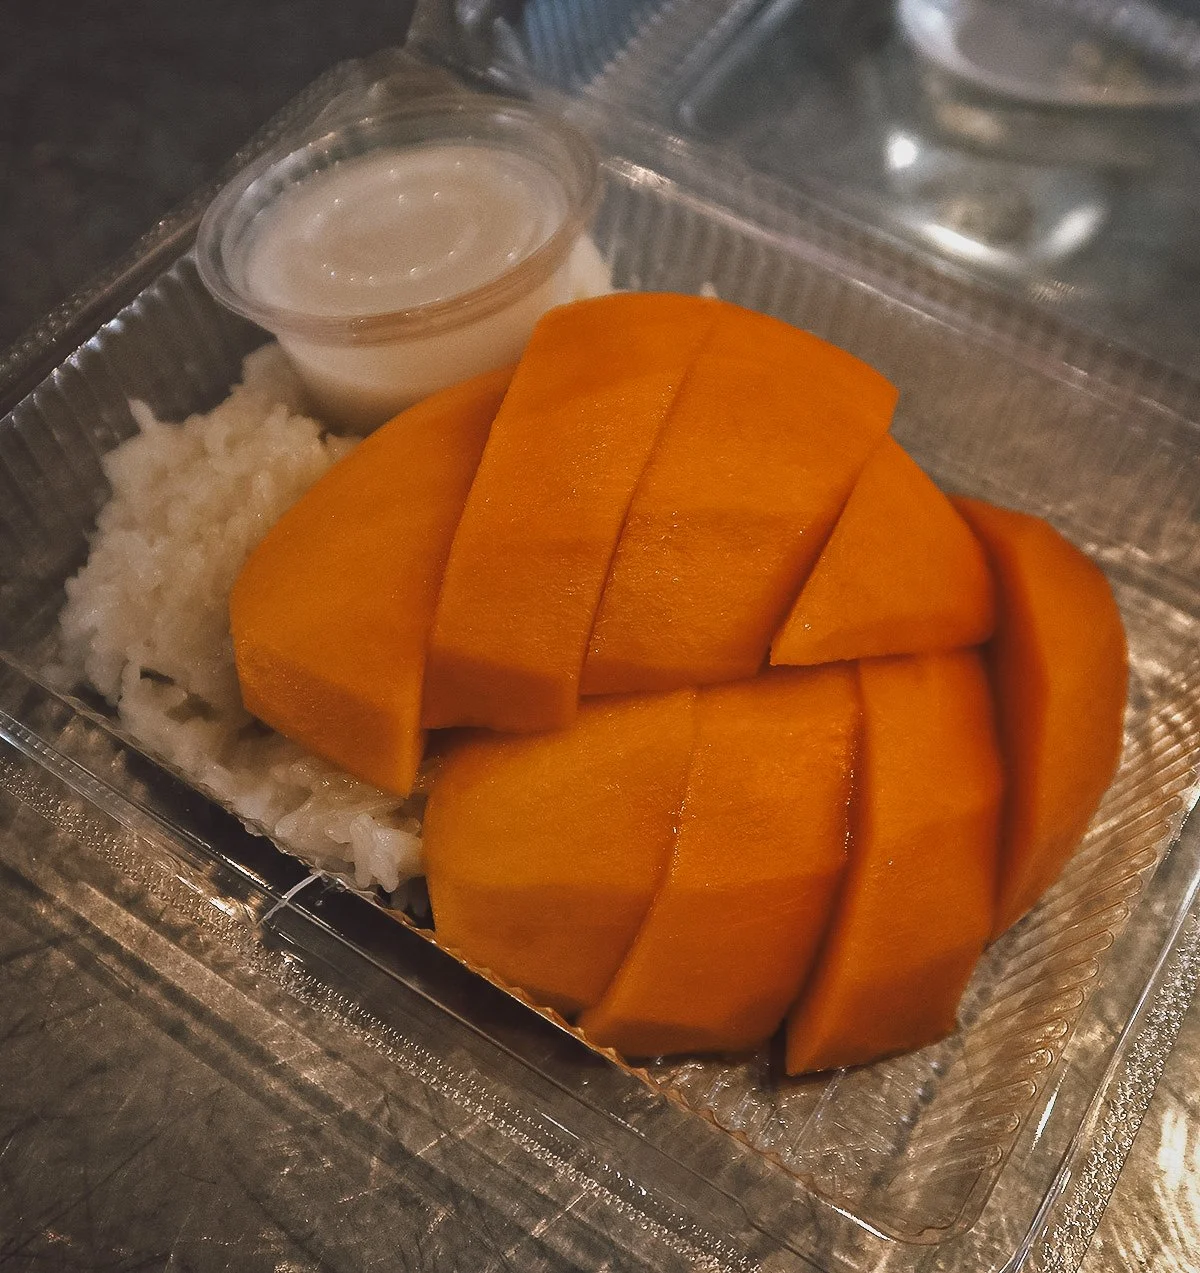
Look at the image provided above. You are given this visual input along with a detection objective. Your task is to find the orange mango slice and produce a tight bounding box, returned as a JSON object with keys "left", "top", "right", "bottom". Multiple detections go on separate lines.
{"left": 954, "top": 498, "right": 1128, "bottom": 938}
{"left": 422, "top": 294, "right": 720, "bottom": 733}
{"left": 581, "top": 304, "right": 897, "bottom": 695}
{"left": 771, "top": 437, "right": 995, "bottom": 665}
{"left": 422, "top": 689, "right": 696, "bottom": 1016}
{"left": 785, "top": 650, "right": 1002, "bottom": 1074}
{"left": 230, "top": 367, "right": 511, "bottom": 796}
{"left": 580, "top": 665, "right": 858, "bottom": 1057}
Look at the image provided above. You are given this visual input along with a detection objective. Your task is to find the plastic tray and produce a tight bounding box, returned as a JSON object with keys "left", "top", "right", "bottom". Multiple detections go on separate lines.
{"left": 2, "top": 28, "right": 1199, "bottom": 1273}
{"left": 448, "top": 0, "right": 1200, "bottom": 379}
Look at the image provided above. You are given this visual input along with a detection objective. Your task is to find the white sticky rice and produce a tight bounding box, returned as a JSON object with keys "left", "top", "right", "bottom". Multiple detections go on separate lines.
{"left": 51, "top": 344, "right": 424, "bottom": 893}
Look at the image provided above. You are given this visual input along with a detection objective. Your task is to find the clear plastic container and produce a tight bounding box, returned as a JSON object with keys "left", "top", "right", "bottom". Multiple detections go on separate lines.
{"left": 195, "top": 93, "right": 599, "bottom": 431}
{"left": 897, "top": 0, "right": 1200, "bottom": 109}
{"left": 1, "top": 37, "right": 1199, "bottom": 1273}
{"left": 498, "top": 0, "right": 1200, "bottom": 379}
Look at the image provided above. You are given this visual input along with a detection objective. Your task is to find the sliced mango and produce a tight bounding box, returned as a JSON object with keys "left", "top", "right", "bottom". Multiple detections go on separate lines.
{"left": 230, "top": 367, "right": 511, "bottom": 796}
{"left": 954, "top": 498, "right": 1128, "bottom": 938}
{"left": 227, "top": 288, "right": 1130, "bottom": 1074}
{"left": 771, "top": 438, "right": 995, "bottom": 665}
{"left": 580, "top": 665, "right": 858, "bottom": 1057}
{"left": 785, "top": 651, "right": 1002, "bottom": 1075}
{"left": 581, "top": 304, "right": 897, "bottom": 695}
{"left": 422, "top": 294, "right": 720, "bottom": 733}
{"left": 422, "top": 689, "right": 696, "bottom": 1017}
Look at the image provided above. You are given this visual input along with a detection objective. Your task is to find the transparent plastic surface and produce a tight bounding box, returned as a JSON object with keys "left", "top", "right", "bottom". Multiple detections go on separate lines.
{"left": 898, "top": 0, "right": 1200, "bottom": 109}
{"left": 457, "top": 0, "right": 1200, "bottom": 378}
{"left": 2, "top": 57, "right": 1200, "bottom": 1273}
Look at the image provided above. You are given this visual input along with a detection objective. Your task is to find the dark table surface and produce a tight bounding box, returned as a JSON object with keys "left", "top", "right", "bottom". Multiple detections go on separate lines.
{"left": 0, "top": 0, "right": 416, "bottom": 353}
{"left": 1, "top": 4, "right": 1198, "bottom": 1270}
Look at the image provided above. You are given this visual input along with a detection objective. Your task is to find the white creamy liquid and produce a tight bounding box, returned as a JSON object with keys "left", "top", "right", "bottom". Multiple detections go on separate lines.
{"left": 242, "top": 143, "right": 592, "bottom": 431}
{"left": 247, "top": 145, "right": 568, "bottom": 316}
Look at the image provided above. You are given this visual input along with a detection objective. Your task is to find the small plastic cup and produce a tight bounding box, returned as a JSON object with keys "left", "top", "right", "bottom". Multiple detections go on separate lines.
{"left": 197, "top": 94, "right": 600, "bottom": 432}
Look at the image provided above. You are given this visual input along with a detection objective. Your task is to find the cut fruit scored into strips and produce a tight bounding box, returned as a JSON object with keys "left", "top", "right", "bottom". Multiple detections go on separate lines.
{"left": 583, "top": 304, "right": 897, "bottom": 694}
{"left": 423, "top": 293, "right": 720, "bottom": 733}
{"left": 954, "top": 497, "right": 1128, "bottom": 938}
{"left": 423, "top": 688, "right": 696, "bottom": 1016}
{"left": 581, "top": 664, "right": 858, "bottom": 1057}
{"left": 771, "top": 437, "right": 995, "bottom": 666}
{"left": 231, "top": 367, "right": 512, "bottom": 796}
{"left": 785, "top": 650, "right": 1002, "bottom": 1075}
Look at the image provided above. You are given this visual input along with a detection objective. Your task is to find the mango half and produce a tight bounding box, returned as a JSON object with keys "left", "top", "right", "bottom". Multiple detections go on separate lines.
{"left": 231, "top": 293, "right": 1127, "bottom": 1073}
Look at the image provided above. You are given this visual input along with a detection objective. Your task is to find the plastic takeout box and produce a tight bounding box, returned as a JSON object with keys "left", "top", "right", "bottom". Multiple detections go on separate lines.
{"left": 1, "top": 17, "right": 1199, "bottom": 1273}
